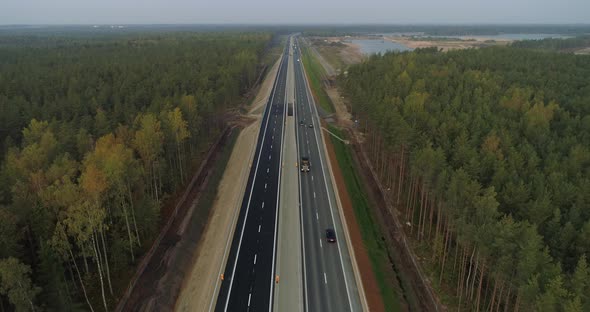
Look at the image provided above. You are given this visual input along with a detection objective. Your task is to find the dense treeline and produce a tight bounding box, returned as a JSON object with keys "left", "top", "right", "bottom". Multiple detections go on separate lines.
{"left": 0, "top": 32, "right": 271, "bottom": 311}
{"left": 512, "top": 35, "right": 590, "bottom": 52}
{"left": 343, "top": 47, "right": 590, "bottom": 310}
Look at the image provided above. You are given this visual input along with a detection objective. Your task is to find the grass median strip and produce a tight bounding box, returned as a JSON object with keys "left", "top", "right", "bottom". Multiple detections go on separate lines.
{"left": 327, "top": 126, "right": 402, "bottom": 312}
{"left": 300, "top": 44, "right": 335, "bottom": 114}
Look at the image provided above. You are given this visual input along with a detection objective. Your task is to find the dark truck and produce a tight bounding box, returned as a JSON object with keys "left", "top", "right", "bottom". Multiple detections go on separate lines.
{"left": 300, "top": 156, "right": 310, "bottom": 172}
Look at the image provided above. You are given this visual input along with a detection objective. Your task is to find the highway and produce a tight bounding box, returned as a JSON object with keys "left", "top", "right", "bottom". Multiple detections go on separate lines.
{"left": 273, "top": 36, "right": 304, "bottom": 312}
{"left": 214, "top": 38, "right": 289, "bottom": 312}
{"left": 292, "top": 38, "right": 362, "bottom": 312}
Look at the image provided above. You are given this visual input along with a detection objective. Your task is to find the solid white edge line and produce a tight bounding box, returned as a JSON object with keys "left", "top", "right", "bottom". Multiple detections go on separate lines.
{"left": 298, "top": 37, "right": 355, "bottom": 311}
{"left": 221, "top": 43, "right": 288, "bottom": 312}
{"left": 269, "top": 43, "right": 289, "bottom": 312}
{"left": 209, "top": 50, "right": 283, "bottom": 310}
{"left": 294, "top": 47, "right": 310, "bottom": 312}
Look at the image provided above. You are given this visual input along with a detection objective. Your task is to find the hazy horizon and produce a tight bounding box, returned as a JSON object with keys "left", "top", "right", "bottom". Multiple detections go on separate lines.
{"left": 2, "top": 0, "right": 589, "bottom": 25}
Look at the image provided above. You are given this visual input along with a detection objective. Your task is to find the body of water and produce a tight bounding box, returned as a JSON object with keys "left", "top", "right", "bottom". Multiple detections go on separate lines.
{"left": 350, "top": 39, "right": 413, "bottom": 55}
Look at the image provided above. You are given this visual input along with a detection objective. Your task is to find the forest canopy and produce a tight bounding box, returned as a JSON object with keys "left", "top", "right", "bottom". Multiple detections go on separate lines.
{"left": 512, "top": 35, "right": 590, "bottom": 52}
{"left": 0, "top": 32, "right": 271, "bottom": 311}
{"left": 343, "top": 47, "right": 590, "bottom": 310}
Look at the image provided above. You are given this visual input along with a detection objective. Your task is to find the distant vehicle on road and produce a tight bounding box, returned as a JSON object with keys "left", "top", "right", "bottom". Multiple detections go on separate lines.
{"left": 300, "top": 120, "right": 305, "bottom": 126}
{"left": 301, "top": 156, "right": 310, "bottom": 172}
{"left": 309, "top": 123, "right": 313, "bottom": 128}
{"left": 326, "top": 229, "right": 336, "bottom": 242}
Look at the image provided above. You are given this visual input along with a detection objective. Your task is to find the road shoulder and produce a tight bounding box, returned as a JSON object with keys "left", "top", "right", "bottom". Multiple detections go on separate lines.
{"left": 174, "top": 56, "right": 282, "bottom": 312}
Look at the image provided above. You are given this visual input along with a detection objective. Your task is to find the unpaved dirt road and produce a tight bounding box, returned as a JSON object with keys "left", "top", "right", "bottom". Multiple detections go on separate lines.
{"left": 174, "top": 56, "right": 281, "bottom": 312}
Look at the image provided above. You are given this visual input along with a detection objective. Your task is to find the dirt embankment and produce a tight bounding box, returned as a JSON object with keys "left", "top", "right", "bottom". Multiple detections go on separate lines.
{"left": 307, "top": 36, "right": 365, "bottom": 69}
{"left": 386, "top": 36, "right": 509, "bottom": 51}
{"left": 116, "top": 126, "right": 236, "bottom": 312}
{"left": 347, "top": 131, "right": 443, "bottom": 311}
{"left": 114, "top": 53, "right": 282, "bottom": 312}
{"left": 174, "top": 56, "right": 281, "bottom": 312}
{"left": 323, "top": 124, "right": 385, "bottom": 312}
{"left": 318, "top": 59, "right": 443, "bottom": 310}
{"left": 312, "top": 35, "right": 509, "bottom": 56}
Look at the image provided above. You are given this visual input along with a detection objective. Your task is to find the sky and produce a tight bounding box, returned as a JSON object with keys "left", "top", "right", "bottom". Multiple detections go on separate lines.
{"left": 1, "top": 0, "right": 589, "bottom": 25}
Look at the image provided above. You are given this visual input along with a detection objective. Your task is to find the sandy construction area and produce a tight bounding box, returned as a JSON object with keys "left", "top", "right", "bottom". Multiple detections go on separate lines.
{"left": 385, "top": 36, "right": 509, "bottom": 51}
{"left": 174, "top": 56, "right": 281, "bottom": 312}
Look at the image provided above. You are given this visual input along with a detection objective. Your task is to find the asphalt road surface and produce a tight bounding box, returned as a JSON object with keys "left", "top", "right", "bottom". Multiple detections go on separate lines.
{"left": 273, "top": 36, "right": 304, "bottom": 312}
{"left": 214, "top": 38, "right": 290, "bottom": 312}
{"left": 293, "top": 38, "right": 362, "bottom": 312}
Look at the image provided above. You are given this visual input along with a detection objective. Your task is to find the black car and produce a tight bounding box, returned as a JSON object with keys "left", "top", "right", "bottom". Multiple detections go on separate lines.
{"left": 300, "top": 120, "right": 304, "bottom": 126}
{"left": 326, "top": 229, "right": 336, "bottom": 243}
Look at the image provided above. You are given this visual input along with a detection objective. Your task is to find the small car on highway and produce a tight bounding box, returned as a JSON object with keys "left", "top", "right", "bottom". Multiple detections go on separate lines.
{"left": 326, "top": 229, "right": 336, "bottom": 243}
{"left": 308, "top": 123, "right": 313, "bottom": 128}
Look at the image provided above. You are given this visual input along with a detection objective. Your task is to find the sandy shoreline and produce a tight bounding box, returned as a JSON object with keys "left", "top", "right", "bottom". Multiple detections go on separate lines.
{"left": 386, "top": 35, "right": 510, "bottom": 51}
{"left": 315, "top": 35, "right": 511, "bottom": 55}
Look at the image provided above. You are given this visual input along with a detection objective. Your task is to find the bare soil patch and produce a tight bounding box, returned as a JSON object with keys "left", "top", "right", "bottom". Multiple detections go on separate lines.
{"left": 116, "top": 126, "right": 236, "bottom": 312}
{"left": 347, "top": 130, "right": 444, "bottom": 312}
{"left": 317, "top": 75, "right": 444, "bottom": 310}
{"left": 323, "top": 126, "right": 385, "bottom": 312}
{"left": 174, "top": 123, "right": 259, "bottom": 312}
{"left": 385, "top": 36, "right": 509, "bottom": 51}
{"left": 173, "top": 56, "right": 281, "bottom": 312}
{"left": 325, "top": 87, "right": 353, "bottom": 128}
{"left": 115, "top": 54, "right": 282, "bottom": 312}
{"left": 307, "top": 37, "right": 365, "bottom": 67}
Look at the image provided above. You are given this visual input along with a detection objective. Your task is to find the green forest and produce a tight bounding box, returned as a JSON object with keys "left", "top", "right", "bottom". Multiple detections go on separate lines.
{"left": 512, "top": 35, "right": 590, "bottom": 52}
{"left": 342, "top": 47, "right": 590, "bottom": 311}
{"left": 0, "top": 32, "right": 271, "bottom": 311}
